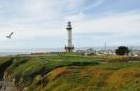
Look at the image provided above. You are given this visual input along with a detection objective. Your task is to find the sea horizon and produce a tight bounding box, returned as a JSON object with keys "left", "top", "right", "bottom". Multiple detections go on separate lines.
{"left": 0, "top": 46, "right": 140, "bottom": 56}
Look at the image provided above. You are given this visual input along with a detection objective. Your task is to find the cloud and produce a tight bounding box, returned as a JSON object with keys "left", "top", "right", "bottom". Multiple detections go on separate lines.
{"left": 0, "top": 4, "right": 3, "bottom": 9}
{"left": 0, "top": 0, "right": 140, "bottom": 48}
{"left": 82, "top": 0, "right": 104, "bottom": 11}
{"left": 65, "top": 12, "right": 85, "bottom": 22}
{"left": 0, "top": 0, "right": 86, "bottom": 40}
{"left": 74, "top": 11, "right": 140, "bottom": 35}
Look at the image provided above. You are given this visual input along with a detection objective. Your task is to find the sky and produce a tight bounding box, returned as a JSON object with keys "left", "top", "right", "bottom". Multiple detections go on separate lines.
{"left": 0, "top": 0, "right": 140, "bottom": 49}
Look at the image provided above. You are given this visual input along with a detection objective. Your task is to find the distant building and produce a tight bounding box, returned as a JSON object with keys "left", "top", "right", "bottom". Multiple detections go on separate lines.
{"left": 84, "top": 48, "right": 96, "bottom": 56}
{"left": 130, "top": 50, "right": 140, "bottom": 57}
{"left": 65, "top": 22, "right": 74, "bottom": 52}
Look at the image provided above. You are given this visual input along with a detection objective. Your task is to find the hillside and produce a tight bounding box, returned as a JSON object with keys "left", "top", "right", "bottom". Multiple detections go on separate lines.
{"left": 0, "top": 54, "right": 140, "bottom": 91}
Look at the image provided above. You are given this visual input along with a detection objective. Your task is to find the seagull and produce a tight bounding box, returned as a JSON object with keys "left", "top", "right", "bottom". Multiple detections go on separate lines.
{"left": 6, "top": 32, "right": 14, "bottom": 39}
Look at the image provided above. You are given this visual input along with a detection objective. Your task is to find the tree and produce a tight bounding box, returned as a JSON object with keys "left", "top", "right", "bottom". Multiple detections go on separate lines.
{"left": 115, "top": 46, "right": 130, "bottom": 56}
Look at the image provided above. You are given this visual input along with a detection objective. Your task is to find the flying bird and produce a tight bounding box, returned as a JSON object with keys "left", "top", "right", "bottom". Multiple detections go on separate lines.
{"left": 6, "top": 32, "right": 14, "bottom": 39}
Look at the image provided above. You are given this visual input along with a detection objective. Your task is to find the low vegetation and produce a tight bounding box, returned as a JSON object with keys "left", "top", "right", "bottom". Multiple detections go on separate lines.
{"left": 0, "top": 54, "right": 140, "bottom": 91}
{"left": 115, "top": 46, "right": 130, "bottom": 56}
{"left": 0, "top": 57, "right": 13, "bottom": 79}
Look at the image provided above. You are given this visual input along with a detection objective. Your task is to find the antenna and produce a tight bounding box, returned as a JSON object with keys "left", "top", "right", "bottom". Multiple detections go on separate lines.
{"left": 104, "top": 42, "right": 106, "bottom": 51}
{"left": 104, "top": 42, "right": 107, "bottom": 54}
{"left": 130, "top": 46, "right": 133, "bottom": 56}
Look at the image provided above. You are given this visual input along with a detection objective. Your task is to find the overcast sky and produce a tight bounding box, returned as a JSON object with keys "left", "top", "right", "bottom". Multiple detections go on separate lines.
{"left": 0, "top": 0, "right": 140, "bottom": 49}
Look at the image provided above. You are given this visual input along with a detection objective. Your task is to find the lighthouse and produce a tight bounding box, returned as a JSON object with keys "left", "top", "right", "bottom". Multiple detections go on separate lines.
{"left": 65, "top": 21, "right": 74, "bottom": 52}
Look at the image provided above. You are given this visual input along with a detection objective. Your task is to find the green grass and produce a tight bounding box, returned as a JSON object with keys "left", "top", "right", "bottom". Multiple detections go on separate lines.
{"left": 1, "top": 54, "right": 140, "bottom": 91}
{"left": 0, "top": 57, "right": 13, "bottom": 79}
{"left": 0, "top": 57, "right": 12, "bottom": 66}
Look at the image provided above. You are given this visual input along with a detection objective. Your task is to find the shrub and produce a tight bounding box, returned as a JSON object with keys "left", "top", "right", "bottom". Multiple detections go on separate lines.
{"left": 115, "top": 46, "right": 130, "bottom": 56}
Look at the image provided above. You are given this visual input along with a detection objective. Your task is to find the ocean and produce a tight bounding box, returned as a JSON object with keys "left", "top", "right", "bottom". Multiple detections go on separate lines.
{"left": 0, "top": 48, "right": 64, "bottom": 56}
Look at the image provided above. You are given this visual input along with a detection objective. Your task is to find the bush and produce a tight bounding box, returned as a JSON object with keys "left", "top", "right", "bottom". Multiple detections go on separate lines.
{"left": 115, "top": 46, "right": 130, "bottom": 56}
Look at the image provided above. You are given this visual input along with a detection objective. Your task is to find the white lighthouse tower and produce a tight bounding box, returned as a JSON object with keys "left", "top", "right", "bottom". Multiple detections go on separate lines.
{"left": 65, "top": 21, "right": 74, "bottom": 52}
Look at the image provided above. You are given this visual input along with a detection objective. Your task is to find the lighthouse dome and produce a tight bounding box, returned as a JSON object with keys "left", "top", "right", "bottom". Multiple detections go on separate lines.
{"left": 66, "top": 21, "right": 72, "bottom": 29}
